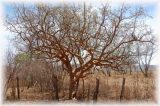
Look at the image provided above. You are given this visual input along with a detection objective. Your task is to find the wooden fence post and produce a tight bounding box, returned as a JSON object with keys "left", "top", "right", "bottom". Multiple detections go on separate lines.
{"left": 93, "top": 78, "right": 100, "bottom": 102}
{"left": 120, "top": 77, "right": 126, "bottom": 101}
{"left": 16, "top": 76, "right": 20, "bottom": 99}
{"left": 52, "top": 75, "right": 59, "bottom": 101}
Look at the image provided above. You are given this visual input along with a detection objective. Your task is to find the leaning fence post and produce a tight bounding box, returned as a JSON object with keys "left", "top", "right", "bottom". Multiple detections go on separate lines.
{"left": 120, "top": 77, "right": 126, "bottom": 101}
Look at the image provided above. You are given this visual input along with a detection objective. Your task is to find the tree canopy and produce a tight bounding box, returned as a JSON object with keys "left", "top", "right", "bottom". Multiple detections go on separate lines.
{"left": 6, "top": 3, "right": 155, "bottom": 99}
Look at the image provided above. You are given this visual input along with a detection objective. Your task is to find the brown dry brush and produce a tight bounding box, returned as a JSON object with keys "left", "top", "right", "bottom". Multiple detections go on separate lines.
{"left": 11, "top": 80, "right": 16, "bottom": 99}
{"left": 106, "top": 75, "right": 109, "bottom": 100}
{"left": 133, "top": 74, "right": 137, "bottom": 100}
{"left": 136, "top": 68, "right": 139, "bottom": 100}
{"left": 5, "top": 71, "right": 155, "bottom": 101}
{"left": 87, "top": 83, "right": 90, "bottom": 101}
{"left": 115, "top": 76, "right": 119, "bottom": 100}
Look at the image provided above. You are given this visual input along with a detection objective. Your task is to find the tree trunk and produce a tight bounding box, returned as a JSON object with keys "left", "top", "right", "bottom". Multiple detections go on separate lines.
{"left": 54, "top": 77, "right": 59, "bottom": 101}
{"left": 16, "top": 76, "right": 20, "bottom": 99}
{"left": 144, "top": 70, "right": 148, "bottom": 77}
{"left": 108, "top": 70, "right": 111, "bottom": 77}
{"left": 76, "top": 79, "right": 79, "bottom": 96}
{"left": 40, "top": 83, "right": 43, "bottom": 92}
{"left": 69, "top": 76, "right": 75, "bottom": 99}
{"left": 82, "top": 79, "right": 85, "bottom": 99}
{"left": 145, "top": 73, "right": 148, "bottom": 77}
{"left": 11, "top": 80, "right": 16, "bottom": 99}
{"left": 93, "top": 78, "right": 100, "bottom": 102}
{"left": 52, "top": 75, "right": 59, "bottom": 101}
{"left": 120, "top": 78, "right": 126, "bottom": 101}
{"left": 129, "top": 65, "right": 132, "bottom": 75}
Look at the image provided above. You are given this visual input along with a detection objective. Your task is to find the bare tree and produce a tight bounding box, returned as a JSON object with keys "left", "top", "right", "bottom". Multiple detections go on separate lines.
{"left": 4, "top": 49, "right": 17, "bottom": 98}
{"left": 136, "top": 40, "right": 155, "bottom": 77}
{"left": 6, "top": 3, "right": 153, "bottom": 99}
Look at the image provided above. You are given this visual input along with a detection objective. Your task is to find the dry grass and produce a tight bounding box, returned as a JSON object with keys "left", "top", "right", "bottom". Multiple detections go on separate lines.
{"left": 5, "top": 71, "right": 156, "bottom": 103}
{"left": 82, "top": 71, "right": 156, "bottom": 102}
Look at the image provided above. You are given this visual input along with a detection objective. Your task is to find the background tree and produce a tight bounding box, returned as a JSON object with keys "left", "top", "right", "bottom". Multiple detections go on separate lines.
{"left": 136, "top": 40, "right": 155, "bottom": 77}
{"left": 4, "top": 49, "right": 16, "bottom": 98}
